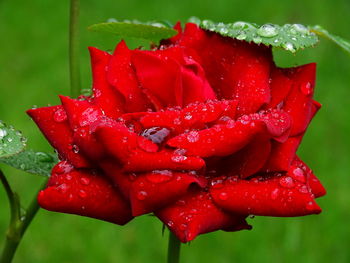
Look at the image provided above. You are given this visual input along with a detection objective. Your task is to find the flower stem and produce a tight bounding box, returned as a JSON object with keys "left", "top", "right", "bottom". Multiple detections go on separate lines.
{"left": 0, "top": 169, "right": 45, "bottom": 263}
{"left": 167, "top": 231, "right": 181, "bottom": 263}
{"left": 69, "top": 0, "right": 81, "bottom": 97}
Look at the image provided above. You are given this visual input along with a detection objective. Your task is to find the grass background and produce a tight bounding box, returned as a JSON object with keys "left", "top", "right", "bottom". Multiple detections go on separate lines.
{"left": 1, "top": 0, "right": 350, "bottom": 262}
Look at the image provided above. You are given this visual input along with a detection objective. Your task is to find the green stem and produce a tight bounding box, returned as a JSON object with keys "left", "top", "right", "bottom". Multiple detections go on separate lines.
{"left": 0, "top": 170, "right": 46, "bottom": 263}
{"left": 69, "top": 0, "right": 81, "bottom": 97}
{"left": 167, "top": 231, "right": 181, "bottom": 263}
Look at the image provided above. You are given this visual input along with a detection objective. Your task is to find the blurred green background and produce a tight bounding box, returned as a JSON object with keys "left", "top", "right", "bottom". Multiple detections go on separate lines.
{"left": 1, "top": 0, "right": 350, "bottom": 262}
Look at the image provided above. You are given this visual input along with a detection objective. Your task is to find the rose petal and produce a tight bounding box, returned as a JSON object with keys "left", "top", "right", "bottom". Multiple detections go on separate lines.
{"left": 138, "top": 100, "right": 238, "bottom": 133}
{"left": 292, "top": 157, "right": 326, "bottom": 198}
{"left": 60, "top": 96, "right": 105, "bottom": 161}
{"left": 167, "top": 23, "right": 272, "bottom": 115}
{"left": 283, "top": 63, "right": 317, "bottom": 136}
{"left": 88, "top": 46, "right": 124, "bottom": 118}
{"left": 267, "top": 67, "right": 293, "bottom": 108}
{"left": 123, "top": 149, "right": 205, "bottom": 172}
{"left": 38, "top": 161, "right": 133, "bottom": 225}
{"left": 108, "top": 41, "right": 153, "bottom": 112}
{"left": 210, "top": 174, "right": 321, "bottom": 217}
{"left": 129, "top": 171, "right": 207, "bottom": 216}
{"left": 155, "top": 191, "right": 251, "bottom": 243}
{"left": 226, "top": 136, "right": 271, "bottom": 179}
{"left": 132, "top": 49, "right": 183, "bottom": 108}
{"left": 94, "top": 120, "right": 159, "bottom": 164}
{"left": 27, "top": 106, "right": 89, "bottom": 168}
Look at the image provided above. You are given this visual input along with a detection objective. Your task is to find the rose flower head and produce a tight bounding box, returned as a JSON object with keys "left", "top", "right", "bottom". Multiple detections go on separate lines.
{"left": 27, "top": 22, "right": 326, "bottom": 243}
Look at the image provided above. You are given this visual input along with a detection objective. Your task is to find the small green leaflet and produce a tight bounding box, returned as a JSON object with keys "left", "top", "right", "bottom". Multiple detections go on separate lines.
{"left": 88, "top": 20, "right": 177, "bottom": 43}
{"left": 192, "top": 18, "right": 318, "bottom": 53}
{"left": 310, "top": 25, "right": 350, "bottom": 55}
{"left": 0, "top": 150, "right": 58, "bottom": 177}
{"left": 0, "top": 120, "right": 26, "bottom": 158}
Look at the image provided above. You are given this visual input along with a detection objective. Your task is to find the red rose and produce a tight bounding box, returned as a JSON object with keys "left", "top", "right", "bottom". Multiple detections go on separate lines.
{"left": 27, "top": 22, "right": 326, "bottom": 243}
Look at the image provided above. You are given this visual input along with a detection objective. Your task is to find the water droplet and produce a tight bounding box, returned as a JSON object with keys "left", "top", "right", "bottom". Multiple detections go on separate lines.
{"left": 79, "top": 108, "right": 100, "bottom": 126}
{"left": 186, "top": 131, "right": 199, "bottom": 143}
{"left": 137, "top": 191, "right": 148, "bottom": 200}
{"left": 167, "top": 220, "right": 174, "bottom": 227}
{"left": 171, "top": 154, "right": 187, "bottom": 163}
{"left": 291, "top": 167, "right": 306, "bottom": 183}
{"left": 79, "top": 190, "right": 87, "bottom": 198}
{"left": 257, "top": 24, "right": 279, "bottom": 37}
{"left": 279, "top": 176, "right": 295, "bottom": 188}
{"left": 219, "top": 192, "right": 228, "bottom": 200}
{"left": 140, "top": 127, "right": 170, "bottom": 144}
{"left": 253, "top": 36, "right": 263, "bottom": 43}
{"left": 184, "top": 112, "right": 193, "bottom": 120}
{"left": 129, "top": 173, "right": 137, "bottom": 181}
{"left": 80, "top": 177, "right": 90, "bottom": 185}
{"left": 236, "top": 33, "right": 247, "bottom": 40}
{"left": 72, "top": 144, "right": 79, "bottom": 153}
{"left": 53, "top": 108, "right": 67, "bottom": 122}
{"left": 306, "top": 201, "right": 316, "bottom": 211}
{"left": 0, "top": 128, "right": 7, "bottom": 139}
{"left": 211, "top": 179, "right": 224, "bottom": 189}
{"left": 271, "top": 188, "right": 280, "bottom": 200}
{"left": 282, "top": 42, "right": 295, "bottom": 52}
{"left": 36, "top": 152, "right": 53, "bottom": 162}
{"left": 173, "top": 118, "right": 181, "bottom": 125}
{"left": 146, "top": 170, "right": 173, "bottom": 183}
{"left": 300, "top": 82, "right": 312, "bottom": 95}
{"left": 57, "top": 183, "right": 68, "bottom": 194}
{"left": 299, "top": 185, "right": 309, "bottom": 194}
{"left": 179, "top": 223, "right": 187, "bottom": 231}
{"left": 20, "top": 164, "right": 26, "bottom": 170}
{"left": 292, "top": 24, "right": 309, "bottom": 34}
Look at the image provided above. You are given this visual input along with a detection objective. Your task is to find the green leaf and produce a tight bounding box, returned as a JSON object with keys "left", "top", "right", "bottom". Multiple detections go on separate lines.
{"left": 0, "top": 120, "right": 27, "bottom": 158}
{"left": 0, "top": 150, "right": 58, "bottom": 177}
{"left": 193, "top": 19, "right": 319, "bottom": 53}
{"left": 88, "top": 20, "right": 177, "bottom": 43}
{"left": 310, "top": 25, "right": 350, "bottom": 55}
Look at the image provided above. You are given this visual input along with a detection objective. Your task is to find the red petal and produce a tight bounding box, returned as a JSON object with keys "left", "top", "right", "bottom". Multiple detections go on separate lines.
{"left": 267, "top": 67, "right": 293, "bottom": 108}
{"left": 210, "top": 174, "right": 321, "bottom": 217}
{"left": 227, "top": 136, "right": 271, "bottom": 179}
{"left": 94, "top": 120, "right": 159, "bottom": 164}
{"left": 123, "top": 149, "right": 205, "bottom": 172}
{"left": 292, "top": 157, "right": 326, "bottom": 198}
{"left": 283, "top": 63, "right": 317, "bottom": 136}
{"left": 155, "top": 191, "right": 251, "bottom": 243}
{"left": 27, "top": 106, "right": 89, "bottom": 168}
{"left": 60, "top": 96, "right": 105, "bottom": 161}
{"left": 129, "top": 171, "right": 207, "bottom": 216}
{"left": 167, "top": 119, "right": 265, "bottom": 157}
{"left": 132, "top": 49, "right": 183, "bottom": 108}
{"left": 88, "top": 47, "right": 124, "bottom": 118}
{"left": 38, "top": 161, "right": 133, "bottom": 225}
{"left": 263, "top": 136, "right": 302, "bottom": 172}
{"left": 169, "top": 23, "right": 272, "bottom": 115}
{"left": 108, "top": 41, "right": 153, "bottom": 112}
{"left": 138, "top": 100, "right": 238, "bottom": 133}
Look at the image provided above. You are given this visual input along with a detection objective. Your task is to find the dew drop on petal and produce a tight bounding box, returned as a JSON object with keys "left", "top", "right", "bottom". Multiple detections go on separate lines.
{"left": 270, "top": 188, "right": 280, "bottom": 200}
{"left": 279, "top": 176, "right": 295, "bottom": 188}
{"left": 219, "top": 192, "right": 228, "bottom": 200}
{"left": 146, "top": 170, "right": 173, "bottom": 183}
{"left": 186, "top": 131, "right": 199, "bottom": 143}
{"left": 300, "top": 82, "right": 312, "bottom": 95}
{"left": 291, "top": 167, "right": 306, "bottom": 183}
{"left": 137, "top": 191, "right": 148, "bottom": 200}
{"left": 80, "top": 177, "right": 90, "bottom": 185}
{"left": 53, "top": 108, "right": 67, "bottom": 122}
{"left": 79, "top": 190, "right": 87, "bottom": 198}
